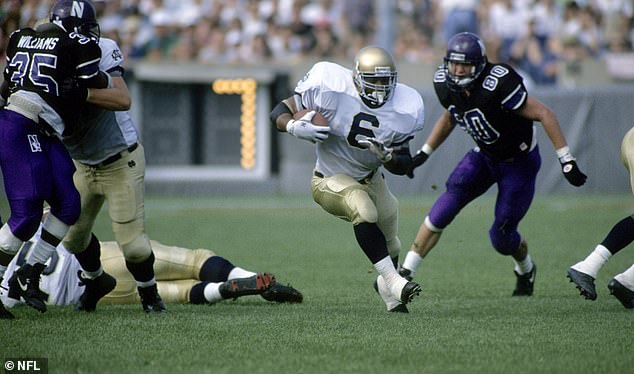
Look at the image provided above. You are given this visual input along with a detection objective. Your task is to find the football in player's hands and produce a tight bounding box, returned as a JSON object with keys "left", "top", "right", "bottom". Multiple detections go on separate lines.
{"left": 286, "top": 109, "right": 330, "bottom": 143}
{"left": 293, "top": 109, "right": 329, "bottom": 126}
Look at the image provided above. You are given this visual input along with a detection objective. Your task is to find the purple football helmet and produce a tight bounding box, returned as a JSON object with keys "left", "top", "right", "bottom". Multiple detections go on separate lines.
{"left": 50, "top": 0, "right": 100, "bottom": 40}
{"left": 443, "top": 32, "right": 487, "bottom": 91}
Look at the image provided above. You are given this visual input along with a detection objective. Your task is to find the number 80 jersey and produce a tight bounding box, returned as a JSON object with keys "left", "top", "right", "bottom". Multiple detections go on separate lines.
{"left": 295, "top": 62, "right": 425, "bottom": 180}
{"left": 433, "top": 62, "right": 534, "bottom": 161}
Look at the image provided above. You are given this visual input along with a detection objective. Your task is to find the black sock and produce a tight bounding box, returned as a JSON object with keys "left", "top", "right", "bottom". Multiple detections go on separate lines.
{"left": 189, "top": 281, "right": 209, "bottom": 304}
{"left": 353, "top": 222, "right": 389, "bottom": 264}
{"left": 74, "top": 234, "right": 102, "bottom": 273}
{"left": 125, "top": 252, "right": 156, "bottom": 283}
{"left": 199, "top": 256, "right": 235, "bottom": 282}
{"left": 601, "top": 216, "right": 634, "bottom": 255}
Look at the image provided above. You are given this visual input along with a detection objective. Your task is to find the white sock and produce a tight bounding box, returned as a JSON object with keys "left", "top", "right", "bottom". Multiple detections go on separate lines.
{"left": 374, "top": 256, "right": 407, "bottom": 297}
{"left": 26, "top": 238, "right": 56, "bottom": 265}
{"left": 514, "top": 254, "right": 533, "bottom": 275}
{"left": 203, "top": 282, "right": 223, "bottom": 303}
{"left": 572, "top": 245, "right": 612, "bottom": 278}
{"left": 402, "top": 251, "right": 423, "bottom": 275}
{"left": 376, "top": 275, "right": 401, "bottom": 311}
{"left": 0, "top": 264, "right": 7, "bottom": 279}
{"left": 614, "top": 264, "right": 634, "bottom": 290}
{"left": 227, "top": 267, "right": 256, "bottom": 280}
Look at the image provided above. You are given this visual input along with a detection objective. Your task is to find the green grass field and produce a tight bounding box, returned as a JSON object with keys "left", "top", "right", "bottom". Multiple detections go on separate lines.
{"left": 2, "top": 194, "right": 633, "bottom": 374}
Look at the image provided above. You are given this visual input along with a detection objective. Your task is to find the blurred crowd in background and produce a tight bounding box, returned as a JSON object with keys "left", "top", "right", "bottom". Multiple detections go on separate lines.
{"left": 0, "top": 0, "right": 633, "bottom": 86}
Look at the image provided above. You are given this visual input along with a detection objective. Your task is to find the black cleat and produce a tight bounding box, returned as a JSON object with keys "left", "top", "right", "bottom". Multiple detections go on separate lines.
{"left": 0, "top": 299, "right": 14, "bottom": 319}
{"left": 8, "top": 263, "right": 47, "bottom": 312}
{"left": 76, "top": 271, "right": 117, "bottom": 312}
{"left": 512, "top": 263, "right": 537, "bottom": 296}
{"left": 261, "top": 282, "right": 303, "bottom": 303}
{"left": 138, "top": 284, "right": 166, "bottom": 313}
{"left": 567, "top": 268, "right": 597, "bottom": 300}
{"left": 398, "top": 267, "right": 413, "bottom": 281}
{"left": 400, "top": 280, "right": 421, "bottom": 304}
{"left": 607, "top": 278, "right": 634, "bottom": 309}
{"left": 389, "top": 303, "right": 409, "bottom": 313}
{"left": 220, "top": 273, "right": 276, "bottom": 299}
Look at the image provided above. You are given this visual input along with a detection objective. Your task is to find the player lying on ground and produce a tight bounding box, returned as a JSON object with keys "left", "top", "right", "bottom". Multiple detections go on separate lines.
{"left": 0, "top": 236, "right": 302, "bottom": 318}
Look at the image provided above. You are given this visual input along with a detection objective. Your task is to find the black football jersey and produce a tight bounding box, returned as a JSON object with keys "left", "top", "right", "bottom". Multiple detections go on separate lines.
{"left": 433, "top": 63, "right": 534, "bottom": 160}
{"left": 3, "top": 23, "right": 102, "bottom": 132}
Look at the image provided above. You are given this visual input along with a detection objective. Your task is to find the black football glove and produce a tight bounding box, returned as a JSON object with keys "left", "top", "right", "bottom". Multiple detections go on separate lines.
{"left": 406, "top": 150, "right": 430, "bottom": 179}
{"left": 560, "top": 159, "right": 587, "bottom": 187}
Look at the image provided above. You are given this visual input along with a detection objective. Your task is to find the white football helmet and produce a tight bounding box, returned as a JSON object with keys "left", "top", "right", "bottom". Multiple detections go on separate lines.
{"left": 353, "top": 46, "right": 397, "bottom": 108}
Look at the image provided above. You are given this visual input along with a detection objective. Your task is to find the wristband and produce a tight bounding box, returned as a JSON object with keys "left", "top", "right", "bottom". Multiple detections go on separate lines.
{"left": 421, "top": 143, "right": 434, "bottom": 155}
{"left": 556, "top": 146, "right": 574, "bottom": 163}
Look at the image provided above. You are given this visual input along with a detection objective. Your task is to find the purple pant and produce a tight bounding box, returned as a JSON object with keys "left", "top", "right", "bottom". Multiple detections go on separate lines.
{"left": 428, "top": 146, "right": 541, "bottom": 255}
{"left": 0, "top": 110, "right": 80, "bottom": 241}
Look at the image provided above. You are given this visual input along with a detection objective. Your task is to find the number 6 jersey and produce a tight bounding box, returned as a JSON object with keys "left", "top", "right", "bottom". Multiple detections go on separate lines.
{"left": 295, "top": 61, "right": 425, "bottom": 180}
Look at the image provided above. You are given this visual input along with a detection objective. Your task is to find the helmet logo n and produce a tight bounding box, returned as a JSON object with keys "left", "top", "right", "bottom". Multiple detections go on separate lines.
{"left": 71, "top": 1, "right": 85, "bottom": 18}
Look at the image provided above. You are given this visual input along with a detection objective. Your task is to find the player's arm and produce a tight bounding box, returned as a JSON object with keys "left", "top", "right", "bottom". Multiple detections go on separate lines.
{"left": 517, "top": 96, "right": 566, "bottom": 149}
{"left": 407, "top": 111, "right": 456, "bottom": 177}
{"left": 0, "top": 80, "right": 9, "bottom": 106}
{"left": 270, "top": 95, "right": 298, "bottom": 132}
{"left": 270, "top": 94, "right": 329, "bottom": 143}
{"left": 517, "top": 96, "right": 587, "bottom": 186}
{"left": 86, "top": 76, "right": 131, "bottom": 111}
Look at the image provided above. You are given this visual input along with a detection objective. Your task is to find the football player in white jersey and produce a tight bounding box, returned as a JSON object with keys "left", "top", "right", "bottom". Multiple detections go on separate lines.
{"left": 270, "top": 46, "right": 425, "bottom": 312}
{"left": 0, "top": 233, "right": 302, "bottom": 315}
{"left": 567, "top": 126, "right": 634, "bottom": 309}
{"left": 13, "top": 36, "right": 168, "bottom": 315}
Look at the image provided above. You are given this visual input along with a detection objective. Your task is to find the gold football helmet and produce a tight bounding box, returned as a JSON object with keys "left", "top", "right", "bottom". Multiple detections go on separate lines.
{"left": 353, "top": 46, "right": 397, "bottom": 107}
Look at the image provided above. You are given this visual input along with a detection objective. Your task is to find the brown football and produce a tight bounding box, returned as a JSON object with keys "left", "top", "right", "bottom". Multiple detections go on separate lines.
{"left": 293, "top": 109, "right": 329, "bottom": 126}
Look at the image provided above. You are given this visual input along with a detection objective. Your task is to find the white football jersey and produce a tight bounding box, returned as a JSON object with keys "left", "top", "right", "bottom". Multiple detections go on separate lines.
{"left": 295, "top": 61, "right": 425, "bottom": 180}
{"left": 63, "top": 37, "right": 139, "bottom": 165}
{"left": 0, "top": 241, "right": 83, "bottom": 307}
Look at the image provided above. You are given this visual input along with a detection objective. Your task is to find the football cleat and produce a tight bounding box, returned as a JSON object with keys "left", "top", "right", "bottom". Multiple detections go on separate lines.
{"left": 219, "top": 273, "right": 275, "bottom": 299}
{"left": 261, "top": 283, "right": 303, "bottom": 303}
{"left": 400, "top": 280, "right": 422, "bottom": 304}
{"left": 76, "top": 271, "right": 117, "bottom": 312}
{"left": 138, "top": 284, "right": 166, "bottom": 313}
{"left": 607, "top": 278, "right": 634, "bottom": 309}
{"left": 398, "top": 267, "right": 413, "bottom": 281}
{"left": 373, "top": 275, "right": 408, "bottom": 313}
{"left": 512, "top": 263, "right": 537, "bottom": 296}
{"left": 0, "top": 299, "right": 14, "bottom": 319}
{"left": 7, "top": 263, "right": 48, "bottom": 312}
{"left": 566, "top": 267, "right": 597, "bottom": 300}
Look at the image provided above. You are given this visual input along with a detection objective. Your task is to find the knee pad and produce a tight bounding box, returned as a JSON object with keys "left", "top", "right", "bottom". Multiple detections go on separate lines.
{"left": 41, "top": 213, "right": 69, "bottom": 241}
{"left": 349, "top": 190, "right": 378, "bottom": 225}
{"left": 489, "top": 226, "right": 521, "bottom": 256}
{"left": 120, "top": 233, "right": 152, "bottom": 263}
